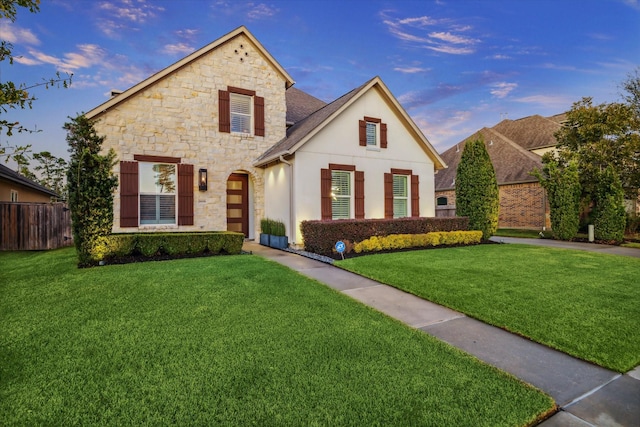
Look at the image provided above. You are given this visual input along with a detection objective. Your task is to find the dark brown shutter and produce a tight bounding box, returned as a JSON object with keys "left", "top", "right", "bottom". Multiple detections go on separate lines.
{"left": 254, "top": 96, "right": 265, "bottom": 137}
{"left": 321, "top": 168, "right": 332, "bottom": 220}
{"left": 178, "top": 164, "right": 194, "bottom": 226}
{"left": 359, "top": 120, "right": 366, "bottom": 146}
{"left": 355, "top": 171, "right": 365, "bottom": 219}
{"left": 381, "top": 123, "right": 388, "bottom": 148}
{"left": 120, "top": 161, "right": 139, "bottom": 227}
{"left": 411, "top": 174, "right": 420, "bottom": 217}
{"left": 384, "top": 173, "right": 393, "bottom": 219}
{"left": 219, "top": 90, "right": 230, "bottom": 133}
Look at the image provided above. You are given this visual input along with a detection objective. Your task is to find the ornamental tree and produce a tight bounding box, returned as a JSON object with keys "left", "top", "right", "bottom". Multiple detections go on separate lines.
{"left": 65, "top": 115, "right": 117, "bottom": 267}
{"left": 455, "top": 136, "right": 499, "bottom": 240}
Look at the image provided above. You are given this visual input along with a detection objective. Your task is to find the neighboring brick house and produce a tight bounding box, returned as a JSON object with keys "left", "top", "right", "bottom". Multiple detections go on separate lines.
{"left": 85, "top": 26, "right": 446, "bottom": 246}
{"left": 435, "top": 114, "right": 566, "bottom": 229}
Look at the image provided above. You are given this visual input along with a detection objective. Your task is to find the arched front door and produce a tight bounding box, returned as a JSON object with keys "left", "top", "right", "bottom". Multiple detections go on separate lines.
{"left": 227, "top": 173, "right": 249, "bottom": 237}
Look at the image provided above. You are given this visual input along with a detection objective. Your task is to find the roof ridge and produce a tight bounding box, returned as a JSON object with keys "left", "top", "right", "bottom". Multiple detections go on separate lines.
{"left": 485, "top": 128, "right": 544, "bottom": 163}
{"left": 0, "top": 164, "right": 59, "bottom": 197}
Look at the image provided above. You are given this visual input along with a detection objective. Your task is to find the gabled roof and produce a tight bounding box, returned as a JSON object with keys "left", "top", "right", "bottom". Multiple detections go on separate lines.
{"left": 285, "top": 87, "right": 327, "bottom": 125}
{"left": 85, "top": 26, "right": 295, "bottom": 120}
{"left": 0, "top": 164, "right": 59, "bottom": 198}
{"left": 254, "top": 76, "right": 447, "bottom": 169}
{"left": 434, "top": 127, "right": 544, "bottom": 191}
{"left": 492, "top": 114, "right": 564, "bottom": 151}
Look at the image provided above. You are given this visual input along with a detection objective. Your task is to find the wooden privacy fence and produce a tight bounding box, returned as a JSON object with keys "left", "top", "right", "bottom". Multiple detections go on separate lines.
{"left": 0, "top": 202, "right": 73, "bottom": 250}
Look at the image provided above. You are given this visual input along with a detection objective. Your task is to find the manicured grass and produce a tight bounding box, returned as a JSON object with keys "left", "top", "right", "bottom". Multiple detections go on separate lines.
{"left": 337, "top": 244, "right": 640, "bottom": 373}
{"left": 0, "top": 248, "right": 553, "bottom": 426}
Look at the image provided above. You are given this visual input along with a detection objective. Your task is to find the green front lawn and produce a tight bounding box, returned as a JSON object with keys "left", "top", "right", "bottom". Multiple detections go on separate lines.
{"left": 1, "top": 248, "right": 553, "bottom": 426}
{"left": 337, "top": 244, "right": 640, "bottom": 373}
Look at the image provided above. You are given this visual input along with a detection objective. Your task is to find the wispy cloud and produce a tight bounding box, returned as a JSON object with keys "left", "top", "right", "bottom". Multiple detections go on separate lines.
{"left": 490, "top": 82, "right": 517, "bottom": 98}
{"left": 394, "top": 66, "right": 431, "bottom": 74}
{"left": 212, "top": 1, "right": 279, "bottom": 20}
{"left": 588, "top": 32, "right": 614, "bottom": 41}
{"left": 16, "top": 44, "right": 107, "bottom": 72}
{"left": 0, "top": 22, "right": 40, "bottom": 45}
{"left": 99, "top": 0, "right": 165, "bottom": 23}
{"left": 398, "top": 84, "right": 465, "bottom": 109}
{"left": 97, "top": 0, "right": 166, "bottom": 37}
{"left": 162, "top": 28, "right": 199, "bottom": 55}
{"left": 247, "top": 3, "right": 278, "bottom": 20}
{"left": 162, "top": 42, "right": 194, "bottom": 55}
{"left": 380, "top": 11, "right": 479, "bottom": 55}
{"left": 621, "top": 0, "right": 640, "bottom": 10}
{"left": 515, "top": 94, "right": 572, "bottom": 109}
{"left": 412, "top": 109, "right": 475, "bottom": 151}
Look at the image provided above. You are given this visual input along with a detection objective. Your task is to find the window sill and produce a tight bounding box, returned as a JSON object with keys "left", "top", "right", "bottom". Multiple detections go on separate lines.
{"left": 366, "top": 146, "right": 380, "bottom": 152}
{"left": 138, "top": 224, "right": 179, "bottom": 230}
{"left": 231, "top": 131, "right": 254, "bottom": 138}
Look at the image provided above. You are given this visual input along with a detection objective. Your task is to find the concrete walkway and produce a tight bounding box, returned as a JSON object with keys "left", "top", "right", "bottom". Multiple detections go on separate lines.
{"left": 243, "top": 240, "right": 640, "bottom": 427}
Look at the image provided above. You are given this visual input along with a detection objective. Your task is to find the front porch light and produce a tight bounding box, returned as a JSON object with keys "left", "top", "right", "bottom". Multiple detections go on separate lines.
{"left": 198, "top": 168, "right": 208, "bottom": 191}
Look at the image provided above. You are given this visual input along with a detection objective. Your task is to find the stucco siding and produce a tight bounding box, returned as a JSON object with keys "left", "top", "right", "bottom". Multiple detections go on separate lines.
{"left": 289, "top": 87, "right": 437, "bottom": 244}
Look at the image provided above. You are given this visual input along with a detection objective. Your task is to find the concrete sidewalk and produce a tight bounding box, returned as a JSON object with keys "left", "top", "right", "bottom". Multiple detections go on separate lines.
{"left": 244, "top": 241, "right": 640, "bottom": 427}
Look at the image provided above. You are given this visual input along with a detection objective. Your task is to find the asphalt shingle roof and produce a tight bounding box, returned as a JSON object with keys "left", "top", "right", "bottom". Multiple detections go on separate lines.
{"left": 0, "top": 163, "right": 59, "bottom": 198}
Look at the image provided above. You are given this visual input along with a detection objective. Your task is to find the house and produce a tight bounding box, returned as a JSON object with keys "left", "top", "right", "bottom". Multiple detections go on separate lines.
{"left": 0, "top": 163, "right": 59, "bottom": 202}
{"left": 85, "top": 26, "right": 446, "bottom": 246}
{"left": 435, "top": 114, "right": 566, "bottom": 230}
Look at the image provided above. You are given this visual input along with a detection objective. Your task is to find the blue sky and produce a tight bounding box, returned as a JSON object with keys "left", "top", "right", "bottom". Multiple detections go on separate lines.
{"left": 2, "top": 0, "right": 639, "bottom": 162}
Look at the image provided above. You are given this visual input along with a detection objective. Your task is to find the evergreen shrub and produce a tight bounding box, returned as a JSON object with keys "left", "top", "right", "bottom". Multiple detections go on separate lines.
{"left": 455, "top": 136, "right": 500, "bottom": 240}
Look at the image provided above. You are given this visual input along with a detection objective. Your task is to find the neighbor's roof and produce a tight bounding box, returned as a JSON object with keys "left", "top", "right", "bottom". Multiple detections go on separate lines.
{"left": 434, "top": 127, "right": 544, "bottom": 191}
{"left": 85, "top": 26, "right": 295, "bottom": 120}
{"left": 492, "top": 114, "right": 565, "bottom": 151}
{"left": 254, "top": 76, "right": 447, "bottom": 170}
{"left": 0, "top": 164, "right": 59, "bottom": 198}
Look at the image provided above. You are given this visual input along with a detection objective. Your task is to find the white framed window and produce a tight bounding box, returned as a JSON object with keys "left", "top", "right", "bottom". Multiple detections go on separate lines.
{"left": 230, "top": 93, "right": 252, "bottom": 134}
{"left": 331, "top": 170, "right": 352, "bottom": 219}
{"left": 366, "top": 122, "right": 378, "bottom": 147}
{"left": 10, "top": 190, "right": 18, "bottom": 202}
{"left": 393, "top": 174, "right": 409, "bottom": 218}
{"left": 139, "top": 162, "right": 176, "bottom": 225}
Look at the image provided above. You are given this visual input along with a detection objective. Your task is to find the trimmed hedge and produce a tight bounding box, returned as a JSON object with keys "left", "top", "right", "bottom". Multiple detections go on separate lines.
{"left": 300, "top": 217, "right": 469, "bottom": 255}
{"left": 353, "top": 231, "right": 483, "bottom": 253}
{"left": 87, "top": 232, "right": 244, "bottom": 265}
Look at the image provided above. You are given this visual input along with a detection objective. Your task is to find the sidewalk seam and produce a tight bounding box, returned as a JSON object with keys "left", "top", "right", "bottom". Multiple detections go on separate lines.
{"left": 561, "top": 374, "right": 622, "bottom": 409}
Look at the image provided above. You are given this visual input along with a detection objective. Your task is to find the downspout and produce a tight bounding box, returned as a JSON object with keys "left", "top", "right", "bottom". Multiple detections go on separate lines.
{"left": 279, "top": 155, "right": 294, "bottom": 245}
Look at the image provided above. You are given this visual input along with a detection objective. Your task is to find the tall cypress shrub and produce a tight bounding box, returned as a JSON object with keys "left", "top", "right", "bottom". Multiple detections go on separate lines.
{"left": 533, "top": 158, "right": 581, "bottom": 240}
{"left": 593, "top": 165, "right": 626, "bottom": 243}
{"left": 65, "top": 115, "right": 118, "bottom": 267}
{"left": 455, "top": 136, "right": 499, "bottom": 240}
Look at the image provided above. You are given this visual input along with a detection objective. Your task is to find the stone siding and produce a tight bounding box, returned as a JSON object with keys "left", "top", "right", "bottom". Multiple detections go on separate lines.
{"left": 94, "top": 34, "right": 287, "bottom": 236}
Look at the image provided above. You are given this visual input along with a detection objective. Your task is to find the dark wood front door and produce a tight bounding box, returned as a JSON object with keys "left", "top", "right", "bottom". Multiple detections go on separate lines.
{"left": 226, "top": 173, "right": 249, "bottom": 237}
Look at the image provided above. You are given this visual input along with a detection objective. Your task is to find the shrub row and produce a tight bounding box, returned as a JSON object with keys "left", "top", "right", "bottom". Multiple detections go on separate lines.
{"left": 300, "top": 217, "right": 469, "bottom": 255}
{"left": 88, "top": 232, "right": 244, "bottom": 265}
{"left": 353, "top": 231, "right": 483, "bottom": 253}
